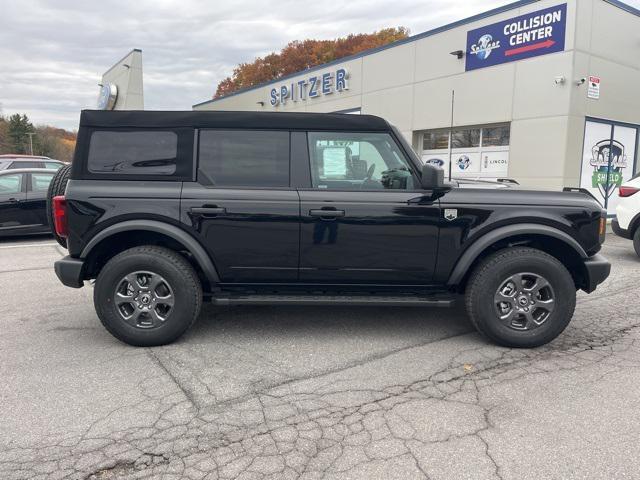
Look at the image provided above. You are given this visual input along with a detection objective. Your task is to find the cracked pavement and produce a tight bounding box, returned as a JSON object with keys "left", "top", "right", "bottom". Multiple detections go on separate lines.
{"left": 1, "top": 235, "right": 639, "bottom": 479}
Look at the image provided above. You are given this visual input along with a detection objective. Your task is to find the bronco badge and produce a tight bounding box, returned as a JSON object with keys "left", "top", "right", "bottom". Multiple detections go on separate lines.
{"left": 444, "top": 209, "right": 458, "bottom": 221}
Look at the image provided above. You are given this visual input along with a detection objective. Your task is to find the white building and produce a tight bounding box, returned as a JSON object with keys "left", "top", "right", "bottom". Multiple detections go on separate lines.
{"left": 193, "top": 0, "right": 640, "bottom": 214}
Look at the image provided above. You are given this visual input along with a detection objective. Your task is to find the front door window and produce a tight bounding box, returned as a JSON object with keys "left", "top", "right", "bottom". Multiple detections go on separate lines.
{"left": 307, "top": 132, "right": 417, "bottom": 191}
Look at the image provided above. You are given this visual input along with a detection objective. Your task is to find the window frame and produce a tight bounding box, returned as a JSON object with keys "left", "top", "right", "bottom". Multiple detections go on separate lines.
{"left": 79, "top": 127, "right": 195, "bottom": 181}
{"left": 304, "top": 130, "right": 422, "bottom": 193}
{"left": 196, "top": 128, "right": 293, "bottom": 190}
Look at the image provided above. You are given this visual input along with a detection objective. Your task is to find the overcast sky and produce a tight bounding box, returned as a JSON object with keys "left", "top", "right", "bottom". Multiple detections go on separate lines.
{"left": 1, "top": 0, "right": 638, "bottom": 130}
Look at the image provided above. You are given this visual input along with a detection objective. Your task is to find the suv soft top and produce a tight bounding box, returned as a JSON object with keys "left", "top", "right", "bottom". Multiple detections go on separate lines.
{"left": 79, "top": 110, "right": 392, "bottom": 131}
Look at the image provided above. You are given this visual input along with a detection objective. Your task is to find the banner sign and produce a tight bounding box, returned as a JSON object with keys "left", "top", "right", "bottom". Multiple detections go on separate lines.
{"left": 465, "top": 4, "right": 567, "bottom": 71}
{"left": 580, "top": 120, "right": 638, "bottom": 214}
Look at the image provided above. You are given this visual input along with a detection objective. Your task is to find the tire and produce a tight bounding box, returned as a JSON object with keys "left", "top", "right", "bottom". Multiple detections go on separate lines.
{"left": 94, "top": 246, "right": 203, "bottom": 347}
{"left": 633, "top": 228, "right": 640, "bottom": 258}
{"left": 46, "top": 164, "right": 71, "bottom": 247}
{"left": 465, "top": 247, "right": 576, "bottom": 348}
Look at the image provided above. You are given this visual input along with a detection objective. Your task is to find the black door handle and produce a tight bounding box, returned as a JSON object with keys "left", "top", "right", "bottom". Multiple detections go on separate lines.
{"left": 309, "top": 209, "right": 345, "bottom": 218}
{"left": 9, "top": 197, "right": 21, "bottom": 204}
{"left": 190, "top": 206, "right": 227, "bottom": 216}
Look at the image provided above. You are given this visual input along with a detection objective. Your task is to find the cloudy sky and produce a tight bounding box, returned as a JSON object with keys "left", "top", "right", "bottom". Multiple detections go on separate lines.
{"left": 1, "top": 0, "right": 638, "bottom": 130}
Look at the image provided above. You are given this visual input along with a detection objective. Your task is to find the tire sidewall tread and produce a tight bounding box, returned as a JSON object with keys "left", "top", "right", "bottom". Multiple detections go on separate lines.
{"left": 94, "top": 245, "right": 202, "bottom": 347}
{"left": 465, "top": 247, "right": 576, "bottom": 348}
{"left": 633, "top": 228, "right": 640, "bottom": 258}
{"left": 46, "top": 164, "right": 71, "bottom": 248}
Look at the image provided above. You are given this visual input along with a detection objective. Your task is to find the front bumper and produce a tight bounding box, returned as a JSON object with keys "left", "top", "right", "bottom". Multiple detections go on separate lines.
{"left": 582, "top": 254, "right": 611, "bottom": 293}
{"left": 54, "top": 256, "right": 85, "bottom": 288}
{"left": 611, "top": 219, "right": 632, "bottom": 240}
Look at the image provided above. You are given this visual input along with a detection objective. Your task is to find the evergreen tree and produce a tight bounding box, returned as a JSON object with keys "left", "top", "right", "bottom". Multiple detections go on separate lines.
{"left": 7, "top": 114, "right": 35, "bottom": 154}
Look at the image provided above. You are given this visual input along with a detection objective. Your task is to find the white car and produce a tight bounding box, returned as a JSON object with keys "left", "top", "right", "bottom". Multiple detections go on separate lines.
{"left": 613, "top": 173, "right": 640, "bottom": 256}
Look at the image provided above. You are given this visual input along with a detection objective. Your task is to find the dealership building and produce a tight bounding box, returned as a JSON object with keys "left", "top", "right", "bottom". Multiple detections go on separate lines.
{"left": 193, "top": 0, "right": 640, "bottom": 214}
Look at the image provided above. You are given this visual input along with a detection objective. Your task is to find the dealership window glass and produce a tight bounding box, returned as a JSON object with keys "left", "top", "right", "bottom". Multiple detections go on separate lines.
{"left": 0, "top": 174, "right": 22, "bottom": 195}
{"left": 308, "top": 132, "right": 416, "bottom": 190}
{"left": 423, "top": 131, "right": 449, "bottom": 150}
{"left": 481, "top": 125, "right": 510, "bottom": 147}
{"left": 198, "top": 130, "right": 289, "bottom": 187}
{"left": 31, "top": 173, "right": 54, "bottom": 191}
{"left": 451, "top": 128, "right": 480, "bottom": 148}
{"left": 88, "top": 131, "right": 178, "bottom": 175}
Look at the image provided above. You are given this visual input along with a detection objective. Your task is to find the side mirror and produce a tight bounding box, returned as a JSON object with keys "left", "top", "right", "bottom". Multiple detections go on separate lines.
{"left": 420, "top": 163, "right": 444, "bottom": 189}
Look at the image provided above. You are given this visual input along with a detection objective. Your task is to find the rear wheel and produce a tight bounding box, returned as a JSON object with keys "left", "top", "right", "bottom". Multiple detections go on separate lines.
{"left": 94, "top": 246, "right": 202, "bottom": 346}
{"left": 46, "top": 164, "right": 71, "bottom": 247}
{"left": 633, "top": 228, "right": 640, "bottom": 258}
{"left": 465, "top": 247, "right": 576, "bottom": 348}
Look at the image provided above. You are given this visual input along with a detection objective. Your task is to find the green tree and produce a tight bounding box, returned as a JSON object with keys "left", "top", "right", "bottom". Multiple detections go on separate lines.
{"left": 7, "top": 114, "right": 35, "bottom": 154}
{"left": 0, "top": 117, "right": 9, "bottom": 154}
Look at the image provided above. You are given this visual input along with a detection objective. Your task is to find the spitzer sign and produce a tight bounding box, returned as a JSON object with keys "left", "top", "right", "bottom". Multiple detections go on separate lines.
{"left": 465, "top": 4, "right": 567, "bottom": 71}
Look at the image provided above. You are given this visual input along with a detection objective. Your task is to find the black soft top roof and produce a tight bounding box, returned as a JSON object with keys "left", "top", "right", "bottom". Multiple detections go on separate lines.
{"left": 79, "top": 110, "right": 392, "bottom": 131}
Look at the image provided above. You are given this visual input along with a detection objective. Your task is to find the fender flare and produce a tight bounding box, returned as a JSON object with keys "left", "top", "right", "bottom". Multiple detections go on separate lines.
{"left": 446, "top": 223, "right": 587, "bottom": 286}
{"left": 80, "top": 220, "right": 221, "bottom": 284}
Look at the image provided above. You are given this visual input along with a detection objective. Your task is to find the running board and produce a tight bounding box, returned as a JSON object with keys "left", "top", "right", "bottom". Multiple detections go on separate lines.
{"left": 210, "top": 294, "right": 455, "bottom": 307}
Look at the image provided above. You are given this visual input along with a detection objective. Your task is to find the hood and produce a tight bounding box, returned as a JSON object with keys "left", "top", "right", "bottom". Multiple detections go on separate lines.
{"left": 442, "top": 187, "right": 604, "bottom": 211}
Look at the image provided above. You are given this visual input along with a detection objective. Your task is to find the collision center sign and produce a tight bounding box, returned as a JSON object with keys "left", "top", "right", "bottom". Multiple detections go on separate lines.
{"left": 465, "top": 4, "right": 567, "bottom": 71}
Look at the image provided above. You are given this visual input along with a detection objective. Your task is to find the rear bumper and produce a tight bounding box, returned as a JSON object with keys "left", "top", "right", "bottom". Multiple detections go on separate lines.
{"left": 611, "top": 219, "right": 632, "bottom": 240}
{"left": 54, "top": 256, "right": 85, "bottom": 288}
{"left": 582, "top": 254, "right": 611, "bottom": 293}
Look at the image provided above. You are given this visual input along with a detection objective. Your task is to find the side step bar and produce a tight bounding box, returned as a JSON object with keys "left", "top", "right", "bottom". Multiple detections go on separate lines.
{"left": 210, "top": 294, "right": 455, "bottom": 307}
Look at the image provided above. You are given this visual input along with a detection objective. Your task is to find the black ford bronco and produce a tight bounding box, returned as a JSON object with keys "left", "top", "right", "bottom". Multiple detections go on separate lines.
{"left": 51, "top": 110, "right": 610, "bottom": 348}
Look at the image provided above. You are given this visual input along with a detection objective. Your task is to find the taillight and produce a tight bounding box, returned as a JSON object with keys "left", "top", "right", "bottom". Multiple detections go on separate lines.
{"left": 619, "top": 186, "right": 639, "bottom": 197}
{"left": 52, "top": 196, "right": 68, "bottom": 238}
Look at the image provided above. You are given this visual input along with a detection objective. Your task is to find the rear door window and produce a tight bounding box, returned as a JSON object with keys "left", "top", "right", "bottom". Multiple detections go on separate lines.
{"left": 86, "top": 129, "right": 193, "bottom": 179}
{"left": 9, "top": 161, "right": 44, "bottom": 169}
{"left": 44, "top": 162, "right": 63, "bottom": 170}
{"left": 30, "top": 173, "right": 55, "bottom": 192}
{"left": 198, "top": 130, "right": 290, "bottom": 187}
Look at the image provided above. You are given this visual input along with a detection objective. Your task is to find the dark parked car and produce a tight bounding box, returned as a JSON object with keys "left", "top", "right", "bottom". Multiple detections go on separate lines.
{"left": 0, "top": 155, "right": 64, "bottom": 171}
{"left": 0, "top": 168, "right": 56, "bottom": 237}
{"left": 51, "top": 110, "right": 610, "bottom": 348}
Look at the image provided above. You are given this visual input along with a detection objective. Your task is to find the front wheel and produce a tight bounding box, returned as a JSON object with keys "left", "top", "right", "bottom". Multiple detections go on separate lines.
{"left": 465, "top": 247, "right": 576, "bottom": 348}
{"left": 94, "top": 246, "right": 202, "bottom": 346}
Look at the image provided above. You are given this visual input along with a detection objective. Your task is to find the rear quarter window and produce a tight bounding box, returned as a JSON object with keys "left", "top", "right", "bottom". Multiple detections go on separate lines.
{"left": 31, "top": 173, "right": 55, "bottom": 191}
{"left": 9, "top": 161, "right": 44, "bottom": 169}
{"left": 85, "top": 128, "right": 194, "bottom": 179}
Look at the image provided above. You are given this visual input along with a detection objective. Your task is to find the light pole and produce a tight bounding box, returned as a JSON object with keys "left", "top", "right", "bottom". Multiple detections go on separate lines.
{"left": 26, "top": 132, "right": 36, "bottom": 155}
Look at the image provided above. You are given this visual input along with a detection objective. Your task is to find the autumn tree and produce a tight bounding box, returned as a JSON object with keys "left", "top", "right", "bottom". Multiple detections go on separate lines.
{"left": 0, "top": 112, "right": 77, "bottom": 162}
{"left": 34, "top": 126, "right": 77, "bottom": 161}
{"left": 214, "top": 27, "right": 409, "bottom": 98}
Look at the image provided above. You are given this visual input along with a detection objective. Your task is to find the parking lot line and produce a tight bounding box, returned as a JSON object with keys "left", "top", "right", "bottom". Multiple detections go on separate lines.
{"left": 0, "top": 242, "right": 58, "bottom": 249}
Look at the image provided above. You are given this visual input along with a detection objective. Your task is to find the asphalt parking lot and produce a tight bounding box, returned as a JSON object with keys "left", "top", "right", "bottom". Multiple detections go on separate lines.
{"left": 0, "top": 234, "right": 639, "bottom": 480}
